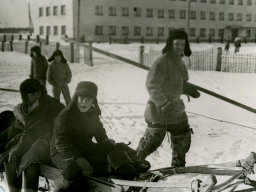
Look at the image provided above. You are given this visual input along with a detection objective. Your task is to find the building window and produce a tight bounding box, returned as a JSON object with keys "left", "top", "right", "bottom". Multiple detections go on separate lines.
{"left": 220, "top": 0, "right": 225, "bottom": 4}
{"left": 169, "top": 10, "right": 175, "bottom": 18}
{"left": 200, "top": 28, "right": 206, "bottom": 37}
{"left": 95, "top": 5, "right": 103, "bottom": 15}
{"left": 191, "top": 0, "right": 197, "bottom": 2}
{"left": 210, "top": 0, "right": 216, "bottom": 3}
{"left": 238, "top": 0, "right": 243, "bottom": 5}
{"left": 190, "top": 28, "right": 196, "bottom": 37}
{"left": 190, "top": 10, "right": 196, "bottom": 20}
{"left": 201, "top": 0, "right": 206, "bottom": 2}
{"left": 61, "top": 26, "right": 66, "bottom": 35}
{"left": 228, "top": 13, "right": 233, "bottom": 21}
{"left": 210, "top": 12, "right": 215, "bottom": 20}
{"left": 229, "top": 0, "right": 234, "bottom": 4}
{"left": 109, "top": 6, "right": 116, "bottom": 16}
{"left": 134, "top": 27, "right": 141, "bottom": 36}
{"left": 39, "top": 7, "right": 43, "bottom": 17}
{"left": 210, "top": 28, "right": 215, "bottom": 37}
{"left": 200, "top": 11, "right": 206, "bottom": 20}
{"left": 246, "top": 14, "right": 251, "bottom": 21}
{"left": 146, "top": 27, "right": 153, "bottom": 36}
{"left": 218, "top": 29, "right": 224, "bottom": 37}
{"left": 46, "top": 7, "right": 50, "bottom": 16}
{"left": 134, "top": 7, "right": 141, "bottom": 17}
{"left": 122, "top": 7, "right": 129, "bottom": 16}
{"left": 158, "top": 9, "right": 164, "bottom": 18}
{"left": 95, "top": 26, "right": 103, "bottom": 35}
{"left": 108, "top": 26, "right": 116, "bottom": 35}
{"left": 180, "top": 10, "right": 186, "bottom": 19}
{"left": 237, "top": 13, "right": 242, "bottom": 21}
{"left": 246, "top": 29, "right": 251, "bottom": 37}
{"left": 61, "top": 5, "right": 66, "bottom": 15}
{"left": 121, "top": 26, "right": 129, "bottom": 36}
{"left": 146, "top": 8, "right": 153, "bottom": 17}
{"left": 247, "top": 0, "right": 252, "bottom": 5}
{"left": 46, "top": 26, "right": 51, "bottom": 35}
{"left": 219, "top": 12, "right": 224, "bottom": 21}
{"left": 39, "top": 26, "right": 44, "bottom": 35}
{"left": 157, "top": 27, "right": 164, "bottom": 36}
{"left": 53, "top": 6, "right": 58, "bottom": 16}
{"left": 53, "top": 26, "right": 58, "bottom": 35}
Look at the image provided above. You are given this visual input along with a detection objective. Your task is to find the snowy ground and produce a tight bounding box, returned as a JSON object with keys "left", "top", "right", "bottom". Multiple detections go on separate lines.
{"left": 0, "top": 42, "right": 256, "bottom": 191}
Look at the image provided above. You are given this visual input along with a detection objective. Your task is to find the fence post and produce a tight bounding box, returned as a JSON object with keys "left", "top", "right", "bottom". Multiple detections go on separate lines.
{"left": 39, "top": 41, "right": 42, "bottom": 48}
{"left": 45, "top": 35, "right": 49, "bottom": 45}
{"left": 56, "top": 42, "right": 60, "bottom": 50}
{"left": 19, "top": 34, "right": 22, "bottom": 41}
{"left": 11, "top": 35, "right": 14, "bottom": 42}
{"left": 3, "top": 34, "right": 6, "bottom": 42}
{"left": 124, "top": 36, "right": 128, "bottom": 44}
{"left": 36, "top": 35, "right": 40, "bottom": 43}
{"left": 139, "top": 45, "right": 144, "bottom": 65}
{"left": 216, "top": 47, "right": 222, "bottom": 71}
{"left": 25, "top": 41, "right": 28, "bottom": 54}
{"left": 27, "top": 35, "right": 30, "bottom": 41}
{"left": 9, "top": 41, "right": 13, "bottom": 51}
{"left": 70, "top": 42, "right": 74, "bottom": 63}
{"left": 156, "top": 36, "right": 159, "bottom": 44}
{"left": 196, "top": 37, "right": 200, "bottom": 43}
{"left": 1, "top": 41, "right": 4, "bottom": 52}
{"left": 109, "top": 36, "right": 112, "bottom": 44}
{"left": 88, "top": 42, "right": 93, "bottom": 66}
{"left": 141, "top": 36, "right": 144, "bottom": 44}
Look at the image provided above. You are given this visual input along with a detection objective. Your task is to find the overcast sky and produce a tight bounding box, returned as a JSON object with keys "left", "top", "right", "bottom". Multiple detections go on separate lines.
{"left": 0, "top": 0, "right": 32, "bottom": 27}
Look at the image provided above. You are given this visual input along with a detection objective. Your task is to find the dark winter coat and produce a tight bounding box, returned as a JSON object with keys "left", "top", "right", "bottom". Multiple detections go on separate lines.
{"left": 47, "top": 61, "right": 72, "bottom": 87}
{"left": 0, "top": 95, "right": 64, "bottom": 170}
{"left": 30, "top": 56, "right": 48, "bottom": 80}
{"left": 145, "top": 52, "right": 188, "bottom": 125}
{"left": 50, "top": 99, "right": 108, "bottom": 162}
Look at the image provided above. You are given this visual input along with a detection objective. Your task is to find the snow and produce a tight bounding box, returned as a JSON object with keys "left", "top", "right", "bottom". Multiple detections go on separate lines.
{"left": 0, "top": 42, "right": 256, "bottom": 191}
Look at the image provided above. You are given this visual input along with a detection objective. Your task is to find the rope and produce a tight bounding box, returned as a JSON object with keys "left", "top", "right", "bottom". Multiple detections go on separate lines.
{"left": 187, "top": 111, "right": 256, "bottom": 131}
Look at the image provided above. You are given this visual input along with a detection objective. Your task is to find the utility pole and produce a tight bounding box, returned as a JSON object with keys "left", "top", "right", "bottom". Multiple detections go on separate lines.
{"left": 28, "top": 3, "right": 33, "bottom": 36}
{"left": 186, "top": 0, "right": 191, "bottom": 37}
{"left": 77, "top": 0, "right": 81, "bottom": 41}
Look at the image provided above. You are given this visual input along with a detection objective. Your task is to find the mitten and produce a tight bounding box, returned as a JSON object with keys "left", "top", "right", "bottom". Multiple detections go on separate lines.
{"left": 188, "top": 87, "right": 200, "bottom": 98}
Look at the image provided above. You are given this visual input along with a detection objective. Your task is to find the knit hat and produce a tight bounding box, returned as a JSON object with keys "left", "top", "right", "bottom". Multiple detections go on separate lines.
{"left": 75, "top": 81, "right": 98, "bottom": 98}
{"left": 20, "top": 79, "right": 43, "bottom": 95}
{"left": 162, "top": 29, "right": 192, "bottom": 57}
{"left": 48, "top": 49, "right": 67, "bottom": 63}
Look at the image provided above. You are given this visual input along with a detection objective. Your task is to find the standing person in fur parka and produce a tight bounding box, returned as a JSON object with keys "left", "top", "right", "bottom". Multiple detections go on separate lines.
{"left": 47, "top": 49, "right": 72, "bottom": 105}
{"left": 30, "top": 46, "right": 48, "bottom": 86}
{"left": 136, "top": 30, "right": 200, "bottom": 167}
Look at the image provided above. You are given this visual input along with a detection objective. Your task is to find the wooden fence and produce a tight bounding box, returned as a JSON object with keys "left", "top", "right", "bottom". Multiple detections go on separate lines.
{"left": 143, "top": 47, "right": 256, "bottom": 73}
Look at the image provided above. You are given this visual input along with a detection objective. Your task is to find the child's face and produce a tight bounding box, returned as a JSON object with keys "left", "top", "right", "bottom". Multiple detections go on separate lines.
{"left": 77, "top": 96, "right": 94, "bottom": 112}
{"left": 32, "top": 51, "right": 37, "bottom": 57}
{"left": 55, "top": 55, "right": 62, "bottom": 63}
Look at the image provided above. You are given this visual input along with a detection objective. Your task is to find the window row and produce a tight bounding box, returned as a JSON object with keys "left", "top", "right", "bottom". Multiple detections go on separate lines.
{"left": 95, "top": 26, "right": 229, "bottom": 37}
{"left": 39, "top": 26, "right": 66, "bottom": 36}
{"left": 171, "top": 0, "right": 253, "bottom": 5}
{"left": 39, "top": 5, "right": 66, "bottom": 17}
{"left": 95, "top": 6, "right": 254, "bottom": 22}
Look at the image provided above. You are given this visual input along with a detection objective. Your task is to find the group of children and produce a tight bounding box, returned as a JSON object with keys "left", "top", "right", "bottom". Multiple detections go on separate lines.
{"left": 30, "top": 46, "right": 72, "bottom": 105}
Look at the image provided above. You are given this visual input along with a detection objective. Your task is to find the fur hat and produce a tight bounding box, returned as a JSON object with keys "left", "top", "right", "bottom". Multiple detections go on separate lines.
{"left": 30, "top": 46, "right": 42, "bottom": 58}
{"left": 75, "top": 81, "right": 98, "bottom": 98}
{"left": 20, "top": 79, "right": 43, "bottom": 95}
{"left": 162, "top": 29, "right": 192, "bottom": 57}
{"left": 48, "top": 49, "right": 67, "bottom": 63}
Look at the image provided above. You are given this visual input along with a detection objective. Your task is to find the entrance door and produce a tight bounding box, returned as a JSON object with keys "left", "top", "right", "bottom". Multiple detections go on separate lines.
{"left": 231, "top": 29, "right": 238, "bottom": 42}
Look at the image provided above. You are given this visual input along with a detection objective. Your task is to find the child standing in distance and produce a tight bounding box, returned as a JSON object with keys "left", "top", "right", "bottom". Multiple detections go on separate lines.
{"left": 47, "top": 50, "right": 72, "bottom": 105}
{"left": 30, "top": 46, "right": 48, "bottom": 86}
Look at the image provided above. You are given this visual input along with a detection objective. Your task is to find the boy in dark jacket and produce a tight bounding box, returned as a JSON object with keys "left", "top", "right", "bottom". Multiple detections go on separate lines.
{"left": 136, "top": 30, "right": 200, "bottom": 168}
{"left": 2, "top": 79, "right": 64, "bottom": 192}
{"left": 30, "top": 46, "right": 48, "bottom": 86}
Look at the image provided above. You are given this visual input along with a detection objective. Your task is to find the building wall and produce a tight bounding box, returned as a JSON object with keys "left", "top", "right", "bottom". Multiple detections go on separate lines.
{"left": 33, "top": 0, "right": 256, "bottom": 42}
{"left": 32, "top": 0, "right": 74, "bottom": 41}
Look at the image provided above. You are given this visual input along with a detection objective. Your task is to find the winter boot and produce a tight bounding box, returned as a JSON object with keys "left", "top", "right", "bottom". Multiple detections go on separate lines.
{"left": 23, "top": 164, "right": 40, "bottom": 192}
{"left": 4, "top": 162, "right": 22, "bottom": 192}
{"left": 136, "top": 127, "right": 166, "bottom": 160}
{"left": 236, "top": 151, "right": 256, "bottom": 176}
{"left": 171, "top": 130, "right": 191, "bottom": 167}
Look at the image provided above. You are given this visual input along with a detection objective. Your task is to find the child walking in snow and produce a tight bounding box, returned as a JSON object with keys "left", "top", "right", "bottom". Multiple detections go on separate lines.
{"left": 47, "top": 49, "right": 72, "bottom": 106}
